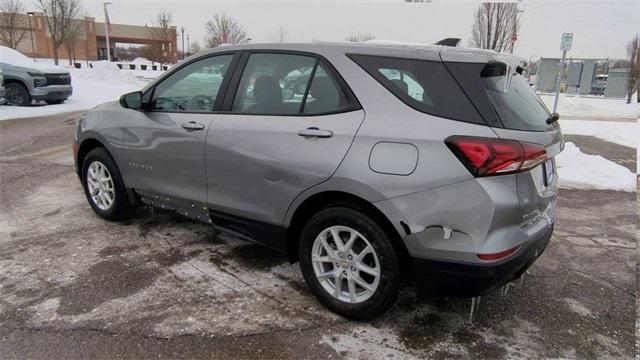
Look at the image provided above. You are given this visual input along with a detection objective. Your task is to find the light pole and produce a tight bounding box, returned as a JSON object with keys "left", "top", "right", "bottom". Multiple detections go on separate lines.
{"left": 26, "top": 12, "right": 35, "bottom": 61}
{"left": 186, "top": 34, "right": 190, "bottom": 56}
{"left": 180, "top": 26, "right": 185, "bottom": 60}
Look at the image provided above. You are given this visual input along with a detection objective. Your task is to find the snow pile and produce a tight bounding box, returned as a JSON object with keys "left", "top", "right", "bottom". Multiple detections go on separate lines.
{"left": 0, "top": 62, "right": 149, "bottom": 121}
{"left": 540, "top": 94, "right": 639, "bottom": 120}
{"left": 560, "top": 119, "right": 638, "bottom": 148}
{"left": 130, "top": 57, "right": 153, "bottom": 65}
{"left": 1, "top": 46, "right": 68, "bottom": 74}
{"left": 556, "top": 142, "right": 636, "bottom": 192}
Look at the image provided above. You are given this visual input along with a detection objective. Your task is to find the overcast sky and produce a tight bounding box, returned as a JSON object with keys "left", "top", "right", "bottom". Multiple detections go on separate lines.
{"left": 32, "top": 0, "right": 638, "bottom": 59}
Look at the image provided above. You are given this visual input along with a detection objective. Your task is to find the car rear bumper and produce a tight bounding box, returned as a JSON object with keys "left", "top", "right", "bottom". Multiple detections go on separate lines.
{"left": 411, "top": 223, "right": 553, "bottom": 297}
{"left": 32, "top": 85, "right": 73, "bottom": 101}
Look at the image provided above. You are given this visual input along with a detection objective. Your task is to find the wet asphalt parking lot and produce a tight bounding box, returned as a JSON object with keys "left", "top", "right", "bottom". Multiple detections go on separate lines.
{"left": 0, "top": 112, "right": 636, "bottom": 359}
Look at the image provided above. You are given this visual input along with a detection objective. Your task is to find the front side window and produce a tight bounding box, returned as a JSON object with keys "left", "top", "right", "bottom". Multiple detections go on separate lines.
{"left": 349, "top": 54, "right": 484, "bottom": 124}
{"left": 151, "top": 54, "right": 233, "bottom": 112}
{"left": 232, "top": 53, "right": 356, "bottom": 115}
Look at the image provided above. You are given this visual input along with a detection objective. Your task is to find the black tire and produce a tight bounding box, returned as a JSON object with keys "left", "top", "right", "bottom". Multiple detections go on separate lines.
{"left": 5, "top": 82, "right": 31, "bottom": 106}
{"left": 299, "top": 206, "right": 400, "bottom": 320}
{"left": 81, "top": 147, "right": 132, "bottom": 221}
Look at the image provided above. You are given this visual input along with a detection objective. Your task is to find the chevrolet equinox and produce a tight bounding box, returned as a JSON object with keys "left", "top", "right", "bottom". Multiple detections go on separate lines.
{"left": 74, "top": 43, "right": 563, "bottom": 320}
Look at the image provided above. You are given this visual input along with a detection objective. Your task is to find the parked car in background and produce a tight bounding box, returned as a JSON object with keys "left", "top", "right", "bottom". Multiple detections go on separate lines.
{"left": 0, "top": 68, "right": 5, "bottom": 105}
{"left": 591, "top": 74, "right": 607, "bottom": 95}
{"left": 0, "top": 46, "right": 73, "bottom": 106}
{"left": 74, "top": 43, "right": 562, "bottom": 320}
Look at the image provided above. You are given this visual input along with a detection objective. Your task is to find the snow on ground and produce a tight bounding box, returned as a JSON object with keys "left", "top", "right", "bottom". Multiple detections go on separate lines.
{"left": 0, "top": 61, "right": 153, "bottom": 121}
{"left": 560, "top": 119, "right": 638, "bottom": 149}
{"left": 556, "top": 142, "right": 636, "bottom": 192}
{"left": 540, "top": 93, "right": 638, "bottom": 120}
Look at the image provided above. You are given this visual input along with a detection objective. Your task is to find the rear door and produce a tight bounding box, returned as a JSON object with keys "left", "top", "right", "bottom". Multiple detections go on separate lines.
{"left": 120, "top": 52, "right": 237, "bottom": 204}
{"left": 205, "top": 51, "right": 364, "bottom": 228}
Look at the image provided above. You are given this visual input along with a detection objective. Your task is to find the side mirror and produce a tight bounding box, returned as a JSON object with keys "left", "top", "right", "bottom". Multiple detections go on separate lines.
{"left": 119, "top": 91, "right": 143, "bottom": 110}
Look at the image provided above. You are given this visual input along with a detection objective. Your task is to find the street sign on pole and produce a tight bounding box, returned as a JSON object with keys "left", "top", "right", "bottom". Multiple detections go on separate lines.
{"left": 553, "top": 33, "right": 574, "bottom": 113}
{"left": 560, "top": 32, "right": 573, "bottom": 51}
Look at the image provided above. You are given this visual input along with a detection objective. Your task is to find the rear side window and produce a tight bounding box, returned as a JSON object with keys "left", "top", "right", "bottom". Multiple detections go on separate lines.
{"left": 348, "top": 54, "right": 484, "bottom": 124}
{"left": 481, "top": 62, "right": 551, "bottom": 131}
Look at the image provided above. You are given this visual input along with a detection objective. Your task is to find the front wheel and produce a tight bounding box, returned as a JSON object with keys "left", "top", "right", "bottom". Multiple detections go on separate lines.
{"left": 81, "top": 147, "right": 132, "bottom": 221}
{"left": 299, "top": 207, "right": 400, "bottom": 320}
{"left": 5, "top": 82, "right": 31, "bottom": 106}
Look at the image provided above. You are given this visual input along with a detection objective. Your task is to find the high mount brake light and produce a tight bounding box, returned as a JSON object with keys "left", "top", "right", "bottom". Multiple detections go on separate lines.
{"left": 445, "top": 136, "right": 547, "bottom": 177}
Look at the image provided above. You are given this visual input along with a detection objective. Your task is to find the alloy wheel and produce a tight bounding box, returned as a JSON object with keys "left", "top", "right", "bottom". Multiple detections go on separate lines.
{"left": 86, "top": 161, "right": 115, "bottom": 211}
{"left": 311, "top": 225, "right": 381, "bottom": 303}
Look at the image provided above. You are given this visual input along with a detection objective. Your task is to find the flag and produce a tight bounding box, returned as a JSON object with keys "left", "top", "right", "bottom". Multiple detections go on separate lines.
{"left": 105, "top": 8, "right": 112, "bottom": 34}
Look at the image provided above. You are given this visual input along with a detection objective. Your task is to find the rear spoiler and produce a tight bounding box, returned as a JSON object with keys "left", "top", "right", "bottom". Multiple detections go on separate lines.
{"left": 434, "top": 38, "right": 461, "bottom": 47}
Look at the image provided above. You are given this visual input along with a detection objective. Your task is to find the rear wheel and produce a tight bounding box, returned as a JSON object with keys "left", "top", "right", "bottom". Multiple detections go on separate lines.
{"left": 5, "top": 82, "right": 31, "bottom": 106}
{"left": 81, "top": 147, "right": 132, "bottom": 221}
{"left": 299, "top": 207, "right": 400, "bottom": 320}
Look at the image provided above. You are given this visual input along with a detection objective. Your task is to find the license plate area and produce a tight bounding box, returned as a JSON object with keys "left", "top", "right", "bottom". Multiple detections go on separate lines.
{"left": 542, "top": 158, "right": 554, "bottom": 186}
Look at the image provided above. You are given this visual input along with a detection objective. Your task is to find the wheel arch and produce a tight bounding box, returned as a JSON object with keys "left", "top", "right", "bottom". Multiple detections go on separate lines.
{"left": 285, "top": 190, "right": 410, "bottom": 271}
{"left": 77, "top": 137, "right": 107, "bottom": 176}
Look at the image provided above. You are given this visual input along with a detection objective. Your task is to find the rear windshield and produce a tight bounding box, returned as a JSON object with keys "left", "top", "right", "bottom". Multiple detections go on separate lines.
{"left": 481, "top": 62, "right": 551, "bottom": 131}
{"left": 348, "top": 54, "right": 485, "bottom": 125}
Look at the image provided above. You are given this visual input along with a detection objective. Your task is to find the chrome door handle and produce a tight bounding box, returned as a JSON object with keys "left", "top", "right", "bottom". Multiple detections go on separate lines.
{"left": 297, "top": 127, "right": 333, "bottom": 138}
{"left": 181, "top": 121, "right": 205, "bottom": 131}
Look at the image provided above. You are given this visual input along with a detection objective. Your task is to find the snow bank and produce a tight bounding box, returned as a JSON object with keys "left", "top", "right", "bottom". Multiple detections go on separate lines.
{"left": 560, "top": 119, "right": 638, "bottom": 149}
{"left": 541, "top": 94, "right": 639, "bottom": 120}
{"left": 0, "top": 62, "right": 149, "bottom": 121}
{"left": 556, "top": 142, "right": 636, "bottom": 192}
{"left": 1, "top": 46, "right": 68, "bottom": 74}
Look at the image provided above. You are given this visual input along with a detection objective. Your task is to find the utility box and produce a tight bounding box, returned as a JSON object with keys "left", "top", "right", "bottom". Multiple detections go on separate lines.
{"left": 535, "top": 58, "right": 560, "bottom": 92}
{"left": 604, "top": 69, "right": 630, "bottom": 98}
{"left": 566, "top": 62, "right": 583, "bottom": 93}
{"left": 579, "top": 59, "right": 596, "bottom": 95}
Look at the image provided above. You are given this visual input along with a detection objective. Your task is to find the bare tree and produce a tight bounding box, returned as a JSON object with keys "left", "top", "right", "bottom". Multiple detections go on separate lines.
{"left": 626, "top": 35, "right": 639, "bottom": 104}
{"left": 269, "top": 25, "right": 289, "bottom": 43}
{"left": 147, "top": 11, "right": 174, "bottom": 64}
{"left": 469, "top": 3, "right": 521, "bottom": 53}
{"left": 345, "top": 33, "right": 376, "bottom": 42}
{"left": 204, "top": 13, "right": 246, "bottom": 48}
{"left": 63, "top": 17, "right": 83, "bottom": 65}
{"left": 0, "top": 0, "right": 28, "bottom": 49}
{"left": 37, "top": 0, "right": 81, "bottom": 65}
{"left": 189, "top": 40, "right": 201, "bottom": 55}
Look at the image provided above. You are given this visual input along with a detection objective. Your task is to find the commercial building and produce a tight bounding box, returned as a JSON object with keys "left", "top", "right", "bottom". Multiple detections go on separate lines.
{"left": 0, "top": 12, "right": 177, "bottom": 63}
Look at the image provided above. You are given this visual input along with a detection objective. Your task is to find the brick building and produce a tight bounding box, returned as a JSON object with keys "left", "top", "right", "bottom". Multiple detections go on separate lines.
{"left": 1, "top": 12, "right": 177, "bottom": 63}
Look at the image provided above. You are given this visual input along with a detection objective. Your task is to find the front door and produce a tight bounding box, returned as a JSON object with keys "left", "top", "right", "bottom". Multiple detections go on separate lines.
{"left": 120, "top": 53, "right": 236, "bottom": 203}
{"left": 205, "top": 52, "right": 364, "bottom": 228}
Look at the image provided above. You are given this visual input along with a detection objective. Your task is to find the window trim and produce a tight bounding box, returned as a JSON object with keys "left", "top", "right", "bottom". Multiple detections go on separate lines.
{"left": 221, "top": 49, "right": 362, "bottom": 117}
{"left": 347, "top": 53, "right": 487, "bottom": 126}
{"left": 143, "top": 51, "right": 241, "bottom": 114}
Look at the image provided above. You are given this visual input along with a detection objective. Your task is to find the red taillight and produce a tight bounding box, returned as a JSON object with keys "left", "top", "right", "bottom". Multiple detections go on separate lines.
{"left": 446, "top": 136, "right": 547, "bottom": 177}
{"left": 477, "top": 245, "right": 520, "bottom": 261}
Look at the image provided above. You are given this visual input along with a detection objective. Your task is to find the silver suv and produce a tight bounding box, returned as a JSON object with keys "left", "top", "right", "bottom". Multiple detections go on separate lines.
{"left": 0, "top": 46, "right": 72, "bottom": 106}
{"left": 74, "top": 43, "right": 562, "bottom": 319}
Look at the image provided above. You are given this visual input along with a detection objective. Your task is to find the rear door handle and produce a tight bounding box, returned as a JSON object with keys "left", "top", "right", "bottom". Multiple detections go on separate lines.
{"left": 297, "top": 127, "right": 333, "bottom": 138}
{"left": 181, "top": 121, "right": 205, "bottom": 131}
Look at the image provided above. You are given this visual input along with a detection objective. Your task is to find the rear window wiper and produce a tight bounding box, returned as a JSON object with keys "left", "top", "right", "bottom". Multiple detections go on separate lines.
{"left": 546, "top": 112, "right": 560, "bottom": 125}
